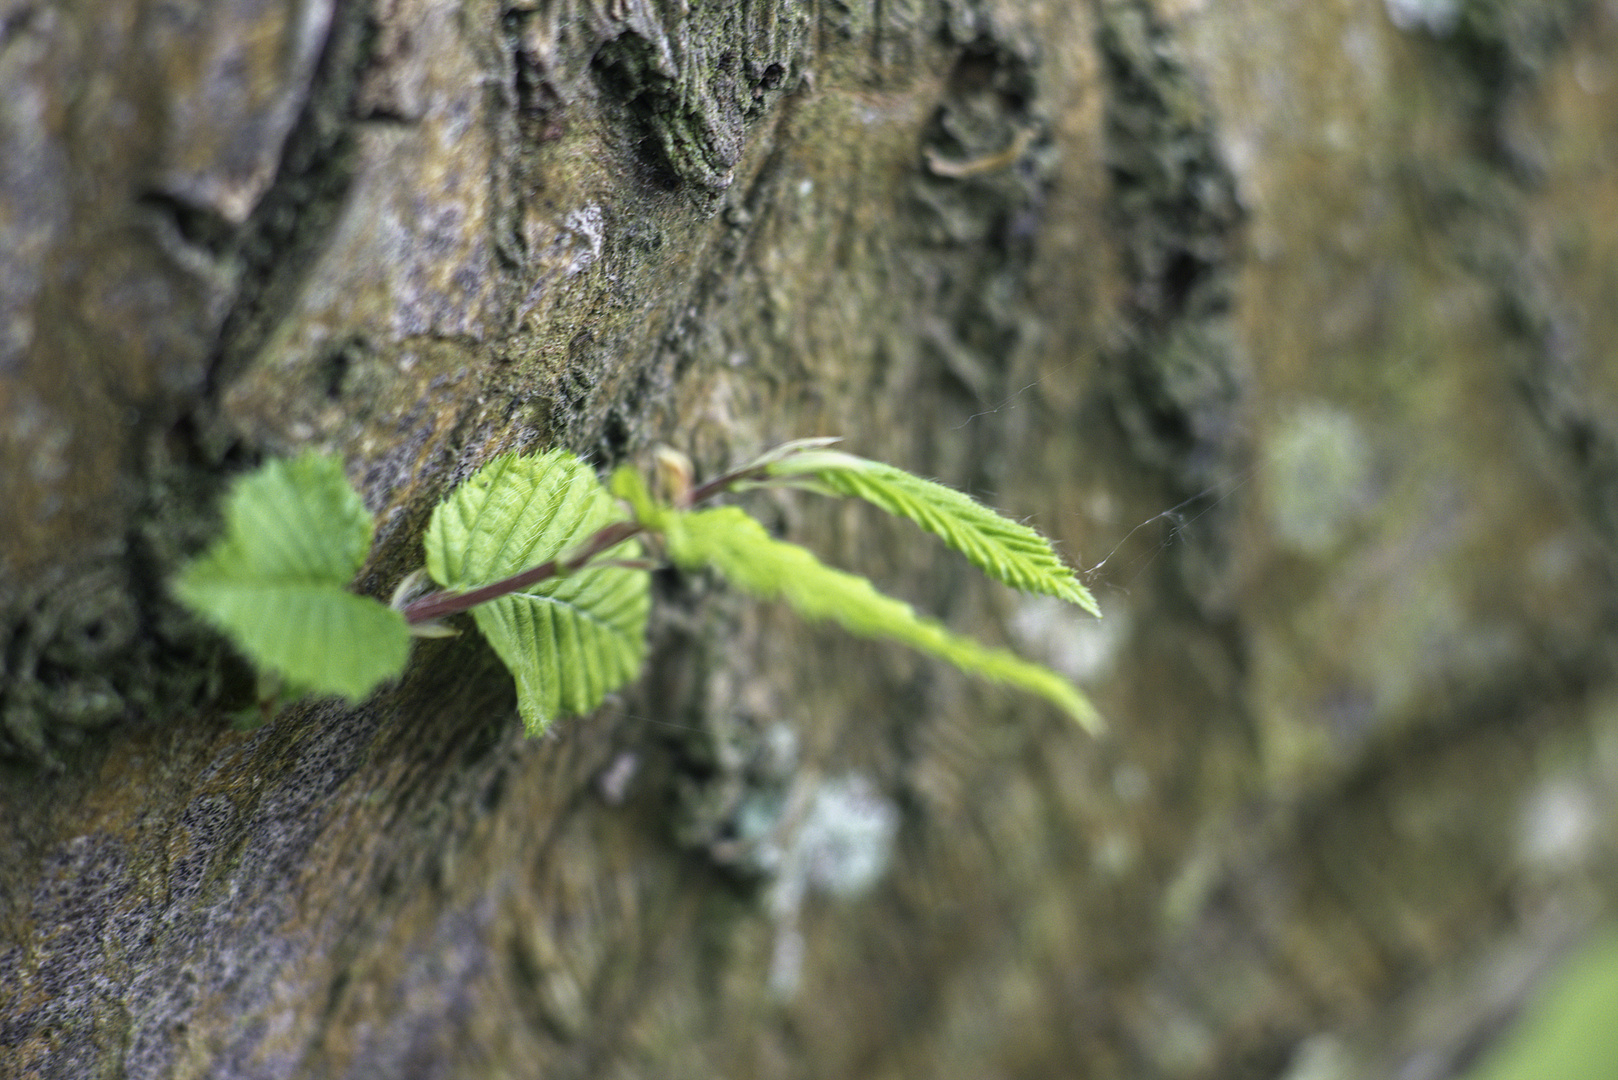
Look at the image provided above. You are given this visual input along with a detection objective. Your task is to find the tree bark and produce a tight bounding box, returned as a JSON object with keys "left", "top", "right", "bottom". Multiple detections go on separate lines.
{"left": 4, "top": 0, "right": 1617, "bottom": 1076}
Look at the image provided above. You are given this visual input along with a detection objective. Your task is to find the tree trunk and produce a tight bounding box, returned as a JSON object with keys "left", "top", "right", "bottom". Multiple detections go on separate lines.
{"left": 4, "top": 0, "right": 1616, "bottom": 1076}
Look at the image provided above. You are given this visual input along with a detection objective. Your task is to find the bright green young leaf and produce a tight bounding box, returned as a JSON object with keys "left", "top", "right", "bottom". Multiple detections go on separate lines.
{"left": 173, "top": 452, "right": 411, "bottom": 701}
{"left": 425, "top": 450, "right": 650, "bottom": 734}
{"left": 610, "top": 462, "right": 668, "bottom": 530}
{"left": 1464, "top": 932, "right": 1618, "bottom": 1080}
{"left": 762, "top": 449, "right": 1100, "bottom": 615}
{"left": 661, "top": 505, "right": 1102, "bottom": 733}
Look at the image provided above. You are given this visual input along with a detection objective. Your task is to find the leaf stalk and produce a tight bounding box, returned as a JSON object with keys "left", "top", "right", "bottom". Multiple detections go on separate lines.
{"left": 401, "top": 519, "right": 646, "bottom": 624}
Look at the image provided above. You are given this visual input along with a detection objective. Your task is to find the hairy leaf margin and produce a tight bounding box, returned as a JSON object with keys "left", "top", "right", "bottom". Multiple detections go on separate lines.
{"left": 762, "top": 450, "right": 1100, "bottom": 615}
{"left": 658, "top": 502, "right": 1102, "bottom": 733}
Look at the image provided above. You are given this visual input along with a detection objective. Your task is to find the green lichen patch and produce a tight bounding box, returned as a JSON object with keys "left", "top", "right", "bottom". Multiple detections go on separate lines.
{"left": 0, "top": 458, "right": 250, "bottom": 770}
{"left": 0, "top": 563, "right": 242, "bottom": 770}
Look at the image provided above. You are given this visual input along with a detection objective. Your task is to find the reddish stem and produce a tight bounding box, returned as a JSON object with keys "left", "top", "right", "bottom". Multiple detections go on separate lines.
{"left": 683, "top": 463, "right": 768, "bottom": 508}
{"left": 402, "top": 519, "right": 645, "bottom": 625}
{"left": 400, "top": 454, "right": 791, "bottom": 627}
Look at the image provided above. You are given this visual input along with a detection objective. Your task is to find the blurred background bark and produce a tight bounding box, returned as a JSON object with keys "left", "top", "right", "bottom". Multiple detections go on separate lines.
{"left": 3, "top": 0, "right": 1617, "bottom": 1076}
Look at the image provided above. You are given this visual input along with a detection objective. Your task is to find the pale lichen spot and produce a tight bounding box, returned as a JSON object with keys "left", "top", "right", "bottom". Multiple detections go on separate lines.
{"left": 1010, "top": 594, "right": 1127, "bottom": 683}
{"left": 1517, "top": 777, "right": 1598, "bottom": 873}
{"left": 765, "top": 772, "right": 900, "bottom": 999}
{"left": 1383, "top": 0, "right": 1462, "bottom": 36}
{"left": 1263, "top": 402, "right": 1377, "bottom": 555}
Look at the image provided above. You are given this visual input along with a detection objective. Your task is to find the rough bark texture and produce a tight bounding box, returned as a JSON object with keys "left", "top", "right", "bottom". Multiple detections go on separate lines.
{"left": 4, "top": 0, "right": 1617, "bottom": 1076}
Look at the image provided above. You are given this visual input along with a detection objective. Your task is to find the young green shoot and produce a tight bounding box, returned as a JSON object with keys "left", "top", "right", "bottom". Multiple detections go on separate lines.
{"left": 174, "top": 439, "right": 1102, "bottom": 734}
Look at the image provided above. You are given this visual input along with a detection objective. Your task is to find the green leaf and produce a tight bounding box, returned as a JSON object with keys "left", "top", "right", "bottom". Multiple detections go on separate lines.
{"left": 1464, "top": 932, "right": 1618, "bottom": 1080}
{"left": 763, "top": 450, "right": 1100, "bottom": 615}
{"left": 610, "top": 462, "right": 668, "bottom": 530}
{"left": 661, "top": 506, "right": 1102, "bottom": 732}
{"left": 173, "top": 452, "right": 411, "bottom": 701}
{"left": 425, "top": 450, "right": 650, "bottom": 734}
